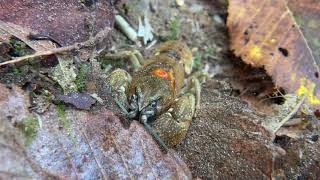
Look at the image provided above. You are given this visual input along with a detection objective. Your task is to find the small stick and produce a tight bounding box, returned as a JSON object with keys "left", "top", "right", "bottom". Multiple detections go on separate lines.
{"left": 274, "top": 94, "right": 307, "bottom": 133}
{"left": 0, "top": 27, "right": 112, "bottom": 67}
{"left": 115, "top": 15, "right": 138, "bottom": 42}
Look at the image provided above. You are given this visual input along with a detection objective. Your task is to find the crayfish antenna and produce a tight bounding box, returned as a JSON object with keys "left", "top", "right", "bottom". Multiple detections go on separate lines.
{"left": 141, "top": 118, "right": 169, "bottom": 152}
{"left": 114, "top": 99, "right": 138, "bottom": 120}
{"left": 114, "top": 98, "right": 129, "bottom": 114}
{"left": 114, "top": 98, "right": 169, "bottom": 151}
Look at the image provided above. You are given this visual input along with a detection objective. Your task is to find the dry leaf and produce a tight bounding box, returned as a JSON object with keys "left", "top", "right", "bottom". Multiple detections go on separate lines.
{"left": 0, "top": 0, "right": 114, "bottom": 46}
{"left": 57, "top": 92, "right": 96, "bottom": 110}
{"left": 0, "top": 118, "right": 39, "bottom": 179}
{"left": 227, "top": 0, "right": 320, "bottom": 110}
{"left": 27, "top": 107, "right": 191, "bottom": 179}
{"left": 0, "top": 84, "right": 60, "bottom": 179}
{"left": 0, "top": 84, "right": 30, "bottom": 124}
{"left": 0, "top": 83, "right": 191, "bottom": 179}
{"left": 0, "top": 20, "right": 56, "bottom": 51}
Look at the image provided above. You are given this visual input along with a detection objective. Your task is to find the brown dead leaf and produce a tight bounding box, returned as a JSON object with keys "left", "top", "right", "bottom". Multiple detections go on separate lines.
{"left": 0, "top": 0, "right": 114, "bottom": 46}
{"left": 0, "top": 83, "right": 191, "bottom": 179}
{"left": 0, "top": 84, "right": 30, "bottom": 123}
{"left": 227, "top": 0, "right": 320, "bottom": 110}
{"left": 27, "top": 107, "right": 191, "bottom": 179}
{"left": 0, "top": 20, "right": 56, "bottom": 51}
{"left": 57, "top": 92, "right": 96, "bottom": 110}
{"left": 0, "top": 118, "right": 40, "bottom": 179}
{"left": 0, "top": 84, "right": 60, "bottom": 179}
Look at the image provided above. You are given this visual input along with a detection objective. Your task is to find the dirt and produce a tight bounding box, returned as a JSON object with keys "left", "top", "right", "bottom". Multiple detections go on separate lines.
{"left": 111, "top": 0, "right": 229, "bottom": 71}
{"left": 175, "top": 80, "right": 320, "bottom": 179}
{"left": 176, "top": 80, "right": 278, "bottom": 179}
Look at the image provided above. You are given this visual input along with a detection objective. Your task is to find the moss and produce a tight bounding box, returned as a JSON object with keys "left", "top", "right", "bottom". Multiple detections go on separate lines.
{"left": 12, "top": 65, "right": 23, "bottom": 75}
{"left": 57, "top": 103, "right": 77, "bottom": 146}
{"left": 204, "top": 47, "right": 218, "bottom": 58}
{"left": 157, "top": 17, "right": 179, "bottom": 41}
{"left": 9, "top": 37, "right": 32, "bottom": 57}
{"left": 17, "top": 116, "right": 39, "bottom": 146}
{"left": 193, "top": 51, "right": 202, "bottom": 70}
{"left": 75, "top": 63, "right": 88, "bottom": 92}
{"left": 169, "top": 17, "right": 178, "bottom": 40}
{"left": 192, "top": 47, "right": 218, "bottom": 71}
{"left": 57, "top": 103, "right": 71, "bottom": 132}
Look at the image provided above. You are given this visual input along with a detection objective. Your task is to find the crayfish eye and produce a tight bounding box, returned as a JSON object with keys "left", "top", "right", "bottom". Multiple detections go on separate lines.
{"left": 129, "top": 94, "right": 136, "bottom": 103}
{"left": 150, "top": 100, "right": 157, "bottom": 108}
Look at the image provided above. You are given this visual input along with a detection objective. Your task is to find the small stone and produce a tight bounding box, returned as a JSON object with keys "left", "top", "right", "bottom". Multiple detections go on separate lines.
{"left": 176, "top": 0, "right": 184, "bottom": 6}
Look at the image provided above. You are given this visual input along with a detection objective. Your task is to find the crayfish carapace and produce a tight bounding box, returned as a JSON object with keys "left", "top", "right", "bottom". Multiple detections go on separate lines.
{"left": 106, "top": 41, "right": 201, "bottom": 148}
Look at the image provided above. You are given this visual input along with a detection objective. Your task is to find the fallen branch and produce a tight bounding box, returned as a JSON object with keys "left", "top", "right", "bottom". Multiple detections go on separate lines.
{"left": 0, "top": 27, "right": 112, "bottom": 67}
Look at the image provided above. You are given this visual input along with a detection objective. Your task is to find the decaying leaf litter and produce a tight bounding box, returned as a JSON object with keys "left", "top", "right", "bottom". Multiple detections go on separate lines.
{"left": 228, "top": 0, "right": 320, "bottom": 111}
{"left": 226, "top": 0, "right": 320, "bottom": 139}
{"left": 0, "top": 0, "right": 319, "bottom": 179}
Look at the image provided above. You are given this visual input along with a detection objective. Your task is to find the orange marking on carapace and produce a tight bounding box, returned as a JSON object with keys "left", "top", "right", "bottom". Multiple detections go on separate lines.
{"left": 153, "top": 68, "right": 169, "bottom": 79}
{"left": 153, "top": 68, "right": 176, "bottom": 94}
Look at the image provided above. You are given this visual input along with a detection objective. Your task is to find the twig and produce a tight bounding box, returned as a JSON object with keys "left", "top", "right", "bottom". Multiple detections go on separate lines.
{"left": 0, "top": 27, "right": 112, "bottom": 67}
{"left": 274, "top": 94, "right": 307, "bottom": 133}
{"left": 115, "top": 15, "right": 138, "bottom": 42}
